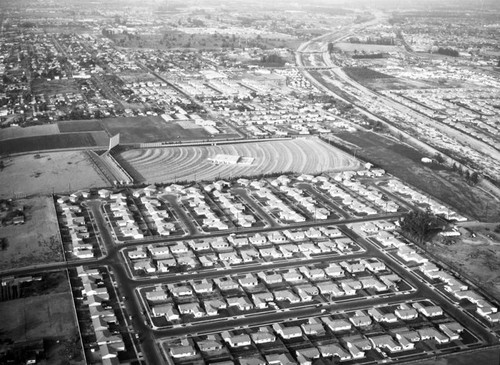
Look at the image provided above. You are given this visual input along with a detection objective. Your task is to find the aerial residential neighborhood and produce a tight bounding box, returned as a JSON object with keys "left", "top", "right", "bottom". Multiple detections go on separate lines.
{"left": 0, "top": 0, "right": 500, "bottom": 365}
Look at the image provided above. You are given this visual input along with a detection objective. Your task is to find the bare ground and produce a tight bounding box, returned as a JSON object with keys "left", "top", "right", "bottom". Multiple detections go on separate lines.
{"left": 0, "top": 151, "right": 107, "bottom": 198}
{"left": 0, "top": 292, "right": 76, "bottom": 341}
{"left": 429, "top": 224, "right": 500, "bottom": 301}
{"left": 0, "top": 196, "right": 63, "bottom": 271}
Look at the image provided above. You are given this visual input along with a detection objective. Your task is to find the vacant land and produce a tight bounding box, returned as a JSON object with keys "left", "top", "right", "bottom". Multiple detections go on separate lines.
{"left": 342, "top": 67, "right": 438, "bottom": 90}
{"left": 0, "top": 292, "right": 76, "bottom": 341}
{"left": 111, "top": 30, "right": 300, "bottom": 50}
{"left": 343, "top": 67, "right": 394, "bottom": 81}
{"left": 0, "top": 124, "right": 60, "bottom": 141}
{"left": 101, "top": 116, "right": 213, "bottom": 143}
{"left": 336, "top": 130, "right": 499, "bottom": 222}
{"left": 0, "top": 133, "right": 98, "bottom": 154}
{"left": 360, "top": 76, "right": 436, "bottom": 90}
{"left": 334, "top": 42, "right": 400, "bottom": 53}
{"left": 430, "top": 223, "right": 500, "bottom": 301}
{"left": 120, "top": 137, "right": 360, "bottom": 183}
{"left": 0, "top": 151, "right": 107, "bottom": 198}
{"left": 31, "top": 78, "right": 80, "bottom": 95}
{"left": 419, "top": 347, "right": 499, "bottom": 365}
{"left": 0, "top": 196, "right": 63, "bottom": 270}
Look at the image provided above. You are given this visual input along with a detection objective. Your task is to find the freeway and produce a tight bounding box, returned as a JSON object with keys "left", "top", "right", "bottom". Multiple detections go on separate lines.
{"left": 296, "top": 14, "right": 500, "bottom": 173}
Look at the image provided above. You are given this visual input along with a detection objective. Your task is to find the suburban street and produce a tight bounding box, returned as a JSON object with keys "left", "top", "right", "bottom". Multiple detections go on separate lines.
{"left": 2, "top": 192, "right": 497, "bottom": 365}
{"left": 83, "top": 197, "right": 497, "bottom": 363}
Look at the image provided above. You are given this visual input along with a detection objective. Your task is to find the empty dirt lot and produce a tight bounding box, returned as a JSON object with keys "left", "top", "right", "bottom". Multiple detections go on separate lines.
{"left": 0, "top": 151, "right": 107, "bottom": 198}
{"left": 0, "top": 196, "right": 63, "bottom": 271}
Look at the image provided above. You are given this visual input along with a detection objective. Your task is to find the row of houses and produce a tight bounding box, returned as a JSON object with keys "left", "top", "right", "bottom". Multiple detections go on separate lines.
{"left": 104, "top": 192, "right": 144, "bottom": 240}
{"left": 77, "top": 267, "right": 124, "bottom": 365}
{"left": 419, "top": 262, "right": 500, "bottom": 323}
{"left": 146, "top": 266, "right": 400, "bottom": 321}
{"left": 397, "top": 245, "right": 429, "bottom": 264}
{"left": 167, "top": 315, "right": 463, "bottom": 363}
{"left": 277, "top": 184, "right": 330, "bottom": 220}
{"left": 127, "top": 227, "right": 359, "bottom": 274}
{"left": 57, "top": 197, "right": 95, "bottom": 259}
{"left": 137, "top": 195, "right": 174, "bottom": 236}
{"left": 211, "top": 189, "right": 257, "bottom": 228}
{"left": 342, "top": 179, "right": 399, "bottom": 213}
{"left": 182, "top": 187, "right": 229, "bottom": 230}
{"left": 129, "top": 237, "right": 359, "bottom": 273}
{"left": 253, "top": 186, "right": 306, "bottom": 223}
{"left": 374, "top": 230, "right": 407, "bottom": 248}
{"left": 318, "top": 180, "right": 379, "bottom": 216}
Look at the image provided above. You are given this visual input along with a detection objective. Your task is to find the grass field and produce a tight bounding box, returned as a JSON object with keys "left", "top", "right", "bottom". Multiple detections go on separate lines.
{"left": 343, "top": 67, "right": 394, "bottom": 81}
{"left": 101, "top": 116, "right": 218, "bottom": 143}
{"left": 0, "top": 196, "right": 63, "bottom": 270}
{"left": 90, "top": 131, "right": 111, "bottom": 146}
{"left": 334, "top": 42, "right": 400, "bottom": 53}
{"left": 359, "top": 76, "right": 436, "bottom": 90}
{"left": 0, "top": 133, "right": 98, "bottom": 154}
{"left": 31, "top": 78, "right": 80, "bottom": 96}
{"left": 58, "top": 120, "right": 105, "bottom": 133}
{"left": 336, "top": 130, "right": 499, "bottom": 222}
{"left": 119, "top": 137, "right": 360, "bottom": 183}
{"left": 418, "top": 347, "right": 499, "bottom": 365}
{"left": 0, "top": 292, "right": 76, "bottom": 341}
{"left": 0, "top": 151, "right": 107, "bottom": 198}
{"left": 0, "top": 124, "right": 60, "bottom": 141}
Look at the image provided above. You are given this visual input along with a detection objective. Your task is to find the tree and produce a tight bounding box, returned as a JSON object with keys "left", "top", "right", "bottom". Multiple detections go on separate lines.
{"left": 1, "top": 238, "right": 9, "bottom": 251}
{"left": 399, "top": 209, "right": 442, "bottom": 245}
{"left": 434, "top": 153, "right": 445, "bottom": 164}
{"left": 469, "top": 171, "right": 479, "bottom": 185}
{"left": 327, "top": 42, "right": 334, "bottom": 54}
{"left": 464, "top": 170, "right": 470, "bottom": 183}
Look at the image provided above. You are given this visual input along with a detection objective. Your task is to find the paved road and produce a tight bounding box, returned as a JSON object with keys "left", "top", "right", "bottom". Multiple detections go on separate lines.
{"left": 2, "top": 193, "right": 498, "bottom": 365}
{"left": 295, "top": 182, "right": 351, "bottom": 219}
{"left": 156, "top": 295, "right": 418, "bottom": 338}
{"left": 129, "top": 248, "right": 369, "bottom": 287}
{"left": 344, "top": 226, "right": 498, "bottom": 345}
{"left": 3, "top": 14, "right": 498, "bottom": 361}
{"left": 162, "top": 194, "right": 199, "bottom": 236}
{"left": 0, "top": 203, "right": 402, "bottom": 280}
{"left": 232, "top": 188, "right": 279, "bottom": 228}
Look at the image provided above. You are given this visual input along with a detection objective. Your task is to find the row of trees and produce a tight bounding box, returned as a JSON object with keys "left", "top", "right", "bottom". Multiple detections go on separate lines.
{"left": 434, "top": 153, "right": 480, "bottom": 185}
{"left": 434, "top": 47, "right": 459, "bottom": 57}
{"left": 451, "top": 163, "right": 480, "bottom": 185}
